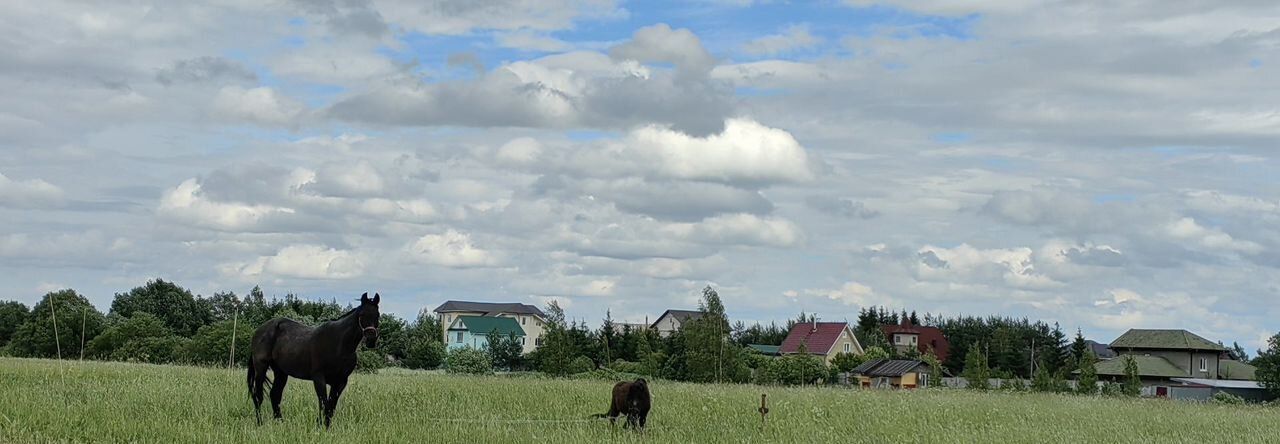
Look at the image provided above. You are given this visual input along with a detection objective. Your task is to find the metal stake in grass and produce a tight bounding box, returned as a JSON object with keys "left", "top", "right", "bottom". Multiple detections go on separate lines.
{"left": 758, "top": 393, "right": 769, "bottom": 432}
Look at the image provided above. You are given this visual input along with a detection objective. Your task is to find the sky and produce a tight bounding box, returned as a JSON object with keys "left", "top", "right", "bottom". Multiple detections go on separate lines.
{"left": 2, "top": 0, "right": 1279, "bottom": 350}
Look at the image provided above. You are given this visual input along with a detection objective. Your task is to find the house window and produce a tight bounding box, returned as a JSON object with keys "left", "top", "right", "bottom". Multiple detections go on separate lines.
{"left": 455, "top": 332, "right": 463, "bottom": 343}
{"left": 1200, "top": 358, "right": 1207, "bottom": 372}
{"left": 910, "top": 336, "right": 917, "bottom": 345}
{"left": 521, "top": 337, "right": 527, "bottom": 345}
{"left": 522, "top": 316, "right": 527, "bottom": 325}
{"left": 536, "top": 337, "right": 544, "bottom": 346}
{"left": 844, "top": 343, "right": 851, "bottom": 353}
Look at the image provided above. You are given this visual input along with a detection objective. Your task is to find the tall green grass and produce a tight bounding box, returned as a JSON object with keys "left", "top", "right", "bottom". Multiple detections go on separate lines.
{"left": 0, "top": 358, "right": 1274, "bottom": 443}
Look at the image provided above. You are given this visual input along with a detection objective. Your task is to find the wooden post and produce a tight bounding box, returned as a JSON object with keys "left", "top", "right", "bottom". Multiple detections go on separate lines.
{"left": 79, "top": 307, "right": 87, "bottom": 361}
{"left": 228, "top": 306, "right": 239, "bottom": 369}
{"left": 49, "top": 293, "right": 62, "bottom": 360}
{"left": 758, "top": 394, "right": 769, "bottom": 432}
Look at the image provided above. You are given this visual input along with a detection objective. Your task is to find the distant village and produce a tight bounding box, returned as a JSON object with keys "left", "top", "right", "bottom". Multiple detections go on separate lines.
{"left": 437, "top": 298, "right": 1271, "bottom": 403}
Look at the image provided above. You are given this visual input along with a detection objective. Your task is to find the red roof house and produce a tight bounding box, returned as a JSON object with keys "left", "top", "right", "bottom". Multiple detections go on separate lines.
{"left": 779, "top": 321, "right": 864, "bottom": 363}
{"left": 881, "top": 320, "right": 950, "bottom": 363}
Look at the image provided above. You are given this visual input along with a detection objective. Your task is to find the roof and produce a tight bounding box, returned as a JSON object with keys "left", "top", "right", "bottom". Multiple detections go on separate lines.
{"left": 1219, "top": 360, "right": 1257, "bottom": 381}
{"left": 1109, "top": 329, "right": 1226, "bottom": 352}
{"left": 434, "top": 300, "right": 546, "bottom": 318}
{"left": 1094, "top": 355, "right": 1188, "bottom": 378}
{"left": 851, "top": 359, "right": 928, "bottom": 377}
{"left": 449, "top": 316, "right": 526, "bottom": 337}
{"left": 1085, "top": 340, "right": 1117, "bottom": 359}
{"left": 881, "top": 322, "right": 951, "bottom": 363}
{"left": 1171, "top": 378, "right": 1264, "bottom": 389}
{"left": 779, "top": 322, "right": 854, "bottom": 355}
{"left": 650, "top": 309, "right": 704, "bottom": 329}
{"left": 747, "top": 344, "right": 781, "bottom": 356}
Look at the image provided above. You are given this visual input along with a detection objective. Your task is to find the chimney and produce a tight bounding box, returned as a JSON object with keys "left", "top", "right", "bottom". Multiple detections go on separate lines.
{"left": 812, "top": 316, "right": 818, "bottom": 332}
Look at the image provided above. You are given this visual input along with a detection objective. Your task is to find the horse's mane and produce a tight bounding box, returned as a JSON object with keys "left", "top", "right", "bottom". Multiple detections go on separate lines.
{"left": 329, "top": 304, "right": 363, "bottom": 322}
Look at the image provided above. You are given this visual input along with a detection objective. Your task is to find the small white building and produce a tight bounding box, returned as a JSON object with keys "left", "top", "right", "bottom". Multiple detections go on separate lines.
{"left": 649, "top": 309, "right": 704, "bottom": 338}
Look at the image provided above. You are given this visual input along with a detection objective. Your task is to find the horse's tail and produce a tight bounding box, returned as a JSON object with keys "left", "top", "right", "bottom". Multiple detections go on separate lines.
{"left": 246, "top": 359, "right": 255, "bottom": 401}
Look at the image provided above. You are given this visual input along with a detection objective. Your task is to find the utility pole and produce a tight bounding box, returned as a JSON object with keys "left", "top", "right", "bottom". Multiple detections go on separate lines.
{"left": 80, "top": 307, "right": 87, "bottom": 361}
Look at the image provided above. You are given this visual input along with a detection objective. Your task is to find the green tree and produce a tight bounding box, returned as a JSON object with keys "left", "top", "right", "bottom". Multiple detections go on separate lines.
{"left": 404, "top": 339, "right": 447, "bottom": 370}
{"left": 9, "top": 290, "right": 105, "bottom": 359}
{"left": 1252, "top": 333, "right": 1280, "bottom": 397}
{"left": 862, "top": 346, "right": 890, "bottom": 362}
{"left": 206, "top": 291, "right": 240, "bottom": 323}
{"left": 531, "top": 301, "right": 577, "bottom": 376}
{"left": 87, "top": 312, "right": 171, "bottom": 359}
{"left": 0, "top": 301, "right": 30, "bottom": 346}
{"left": 110, "top": 279, "right": 210, "bottom": 337}
{"left": 376, "top": 314, "right": 409, "bottom": 362}
{"left": 112, "top": 336, "right": 191, "bottom": 364}
{"left": 922, "top": 352, "right": 944, "bottom": 388}
{"left": 241, "top": 285, "right": 272, "bottom": 326}
{"left": 486, "top": 330, "right": 525, "bottom": 371}
{"left": 356, "top": 349, "right": 386, "bottom": 373}
{"left": 678, "top": 285, "right": 748, "bottom": 383}
{"left": 962, "top": 343, "right": 991, "bottom": 390}
{"left": 1121, "top": 355, "right": 1142, "bottom": 397}
{"left": 184, "top": 319, "right": 255, "bottom": 366}
{"left": 1071, "top": 328, "right": 1088, "bottom": 366}
{"left": 1077, "top": 350, "right": 1099, "bottom": 395}
{"left": 830, "top": 352, "right": 868, "bottom": 374}
{"left": 598, "top": 310, "right": 618, "bottom": 364}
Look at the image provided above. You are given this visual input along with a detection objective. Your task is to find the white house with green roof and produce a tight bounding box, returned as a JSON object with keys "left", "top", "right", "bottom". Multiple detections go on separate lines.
{"left": 446, "top": 316, "right": 527, "bottom": 352}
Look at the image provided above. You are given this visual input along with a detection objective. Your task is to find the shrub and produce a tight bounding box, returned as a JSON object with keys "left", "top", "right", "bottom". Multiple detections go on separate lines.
{"left": 404, "top": 339, "right": 447, "bottom": 370}
{"left": 1101, "top": 382, "right": 1124, "bottom": 397}
{"left": 1212, "top": 392, "right": 1246, "bottom": 405}
{"left": 763, "top": 353, "right": 826, "bottom": 385}
{"left": 608, "top": 359, "right": 646, "bottom": 374}
{"left": 356, "top": 349, "right": 386, "bottom": 374}
{"left": 88, "top": 313, "right": 172, "bottom": 359}
{"left": 446, "top": 346, "right": 493, "bottom": 375}
{"left": 111, "top": 336, "right": 191, "bottom": 364}
{"left": 569, "top": 356, "right": 595, "bottom": 374}
{"left": 183, "top": 320, "right": 255, "bottom": 366}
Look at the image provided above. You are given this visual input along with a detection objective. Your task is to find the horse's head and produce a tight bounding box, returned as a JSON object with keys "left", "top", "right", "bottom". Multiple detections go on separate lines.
{"left": 358, "top": 292, "right": 381, "bottom": 348}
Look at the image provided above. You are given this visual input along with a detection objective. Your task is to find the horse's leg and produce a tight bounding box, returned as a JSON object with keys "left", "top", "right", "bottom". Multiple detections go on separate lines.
{"left": 251, "top": 362, "right": 268, "bottom": 425}
{"left": 269, "top": 371, "right": 289, "bottom": 420}
{"left": 311, "top": 376, "right": 328, "bottom": 429}
{"left": 323, "top": 376, "right": 348, "bottom": 429}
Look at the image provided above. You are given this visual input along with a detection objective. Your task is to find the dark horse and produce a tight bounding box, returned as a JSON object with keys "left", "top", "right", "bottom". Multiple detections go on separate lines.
{"left": 591, "top": 378, "right": 651, "bottom": 432}
{"left": 247, "top": 292, "right": 380, "bottom": 429}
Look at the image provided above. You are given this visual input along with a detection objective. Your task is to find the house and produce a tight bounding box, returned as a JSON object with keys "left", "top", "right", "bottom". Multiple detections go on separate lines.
{"left": 1093, "top": 329, "right": 1229, "bottom": 396}
{"left": 611, "top": 322, "right": 649, "bottom": 334}
{"left": 851, "top": 359, "right": 933, "bottom": 389}
{"left": 650, "top": 309, "right": 704, "bottom": 338}
{"left": 747, "top": 344, "right": 781, "bottom": 357}
{"left": 434, "top": 301, "right": 548, "bottom": 354}
{"left": 880, "top": 319, "right": 950, "bottom": 362}
{"left": 1168, "top": 378, "right": 1276, "bottom": 403}
{"left": 779, "top": 321, "right": 865, "bottom": 364}
{"left": 445, "top": 316, "right": 526, "bottom": 351}
{"left": 1219, "top": 360, "right": 1258, "bottom": 381}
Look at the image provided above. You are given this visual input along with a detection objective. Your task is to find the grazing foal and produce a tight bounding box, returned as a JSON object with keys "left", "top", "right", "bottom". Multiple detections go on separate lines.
{"left": 593, "top": 378, "right": 651, "bottom": 432}
{"left": 247, "top": 292, "right": 380, "bottom": 429}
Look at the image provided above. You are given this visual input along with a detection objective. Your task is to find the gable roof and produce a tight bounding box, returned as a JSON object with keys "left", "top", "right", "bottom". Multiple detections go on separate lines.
{"left": 1109, "top": 329, "right": 1226, "bottom": 351}
{"left": 851, "top": 359, "right": 927, "bottom": 377}
{"left": 779, "top": 322, "right": 856, "bottom": 355}
{"left": 434, "top": 300, "right": 546, "bottom": 318}
{"left": 747, "top": 344, "right": 781, "bottom": 356}
{"left": 881, "top": 322, "right": 951, "bottom": 363}
{"left": 1219, "top": 360, "right": 1257, "bottom": 381}
{"left": 449, "top": 316, "right": 526, "bottom": 337}
{"left": 1171, "top": 378, "right": 1264, "bottom": 389}
{"left": 1093, "top": 355, "right": 1188, "bottom": 378}
{"left": 650, "top": 309, "right": 704, "bottom": 329}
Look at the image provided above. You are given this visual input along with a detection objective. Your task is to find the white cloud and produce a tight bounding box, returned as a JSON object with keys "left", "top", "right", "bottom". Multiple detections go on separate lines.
{"left": 803, "top": 280, "right": 892, "bottom": 307}
{"left": 916, "top": 244, "right": 1060, "bottom": 290}
{"left": 158, "top": 178, "right": 298, "bottom": 232}
{"left": 742, "top": 24, "right": 820, "bottom": 56}
{"left": 226, "top": 244, "right": 365, "bottom": 280}
{"left": 212, "top": 86, "right": 306, "bottom": 126}
{"left": 410, "top": 229, "right": 497, "bottom": 268}
{"left": 0, "top": 172, "right": 65, "bottom": 208}
{"left": 629, "top": 118, "right": 814, "bottom": 184}
{"left": 1163, "top": 217, "right": 1262, "bottom": 254}
{"left": 610, "top": 23, "right": 716, "bottom": 75}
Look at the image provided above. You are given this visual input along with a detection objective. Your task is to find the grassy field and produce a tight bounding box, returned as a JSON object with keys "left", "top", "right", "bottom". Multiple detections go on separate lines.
{"left": 0, "top": 358, "right": 1276, "bottom": 443}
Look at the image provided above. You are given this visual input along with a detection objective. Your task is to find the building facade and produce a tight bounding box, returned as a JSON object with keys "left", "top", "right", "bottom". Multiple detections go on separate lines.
{"left": 434, "top": 301, "right": 548, "bottom": 354}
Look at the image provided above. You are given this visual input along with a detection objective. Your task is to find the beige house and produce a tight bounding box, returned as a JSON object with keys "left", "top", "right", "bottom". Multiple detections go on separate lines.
{"left": 434, "top": 301, "right": 548, "bottom": 354}
{"left": 778, "top": 321, "right": 864, "bottom": 364}
{"left": 650, "top": 309, "right": 704, "bottom": 338}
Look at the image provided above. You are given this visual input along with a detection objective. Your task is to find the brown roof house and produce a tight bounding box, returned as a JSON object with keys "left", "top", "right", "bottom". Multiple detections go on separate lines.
{"left": 851, "top": 359, "right": 935, "bottom": 389}
{"left": 779, "top": 321, "right": 864, "bottom": 364}
{"left": 880, "top": 319, "right": 950, "bottom": 362}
